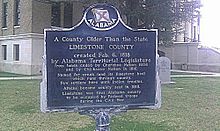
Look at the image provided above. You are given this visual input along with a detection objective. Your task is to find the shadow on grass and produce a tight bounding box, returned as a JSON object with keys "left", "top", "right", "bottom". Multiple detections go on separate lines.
{"left": 10, "top": 103, "right": 37, "bottom": 114}
{"left": 0, "top": 72, "right": 28, "bottom": 77}
{"left": 0, "top": 72, "right": 40, "bottom": 77}
{"left": 74, "top": 118, "right": 174, "bottom": 131}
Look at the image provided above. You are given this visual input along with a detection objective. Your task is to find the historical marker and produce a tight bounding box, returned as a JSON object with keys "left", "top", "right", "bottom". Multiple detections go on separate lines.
{"left": 41, "top": 3, "right": 161, "bottom": 130}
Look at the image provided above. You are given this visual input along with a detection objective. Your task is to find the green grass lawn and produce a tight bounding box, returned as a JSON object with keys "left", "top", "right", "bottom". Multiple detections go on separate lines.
{"left": 0, "top": 72, "right": 29, "bottom": 77}
{"left": 0, "top": 78, "right": 220, "bottom": 130}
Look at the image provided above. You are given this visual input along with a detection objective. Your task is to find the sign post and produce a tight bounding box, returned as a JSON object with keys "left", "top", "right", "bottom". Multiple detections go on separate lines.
{"left": 41, "top": 4, "right": 161, "bottom": 130}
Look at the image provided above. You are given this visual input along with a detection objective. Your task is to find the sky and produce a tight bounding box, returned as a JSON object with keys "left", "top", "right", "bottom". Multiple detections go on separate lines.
{"left": 200, "top": 0, "right": 220, "bottom": 48}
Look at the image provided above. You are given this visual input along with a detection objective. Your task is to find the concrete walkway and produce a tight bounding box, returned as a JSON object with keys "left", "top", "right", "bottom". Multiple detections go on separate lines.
{"left": 1, "top": 70, "right": 220, "bottom": 80}
{"left": 171, "top": 70, "right": 220, "bottom": 78}
{"left": 0, "top": 75, "right": 42, "bottom": 80}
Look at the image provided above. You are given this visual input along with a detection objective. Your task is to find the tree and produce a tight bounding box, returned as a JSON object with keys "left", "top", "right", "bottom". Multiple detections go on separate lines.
{"left": 35, "top": 0, "right": 201, "bottom": 45}
{"left": 117, "top": 0, "right": 201, "bottom": 45}
{"left": 93, "top": 0, "right": 201, "bottom": 44}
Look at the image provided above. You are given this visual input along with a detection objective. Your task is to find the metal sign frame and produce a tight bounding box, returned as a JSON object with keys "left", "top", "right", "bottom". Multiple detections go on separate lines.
{"left": 41, "top": 3, "right": 161, "bottom": 113}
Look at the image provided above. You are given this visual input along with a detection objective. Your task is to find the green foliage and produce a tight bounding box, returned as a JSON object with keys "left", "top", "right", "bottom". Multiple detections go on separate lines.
{"left": 118, "top": 0, "right": 202, "bottom": 44}
{"left": 80, "top": 0, "right": 202, "bottom": 44}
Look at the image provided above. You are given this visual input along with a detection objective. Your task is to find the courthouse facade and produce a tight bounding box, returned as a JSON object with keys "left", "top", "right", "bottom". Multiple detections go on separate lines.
{"left": 0, "top": 0, "right": 84, "bottom": 75}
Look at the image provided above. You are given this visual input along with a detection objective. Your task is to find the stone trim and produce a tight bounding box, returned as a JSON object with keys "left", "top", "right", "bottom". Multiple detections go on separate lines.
{"left": 0, "top": 33, "right": 43, "bottom": 41}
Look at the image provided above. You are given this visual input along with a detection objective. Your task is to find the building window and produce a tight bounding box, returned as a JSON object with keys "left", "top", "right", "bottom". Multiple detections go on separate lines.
{"left": 13, "top": 44, "right": 19, "bottom": 61}
{"left": 2, "top": 45, "right": 7, "bottom": 60}
{"left": 2, "top": 0, "right": 8, "bottom": 28}
{"left": 14, "top": 0, "right": 21, "bottom": 26}
{"left": 51, "top": 2, "right": 61, "bottom": 27}
{"left": 64, "top": 3, "right": 73, "bottom": 28}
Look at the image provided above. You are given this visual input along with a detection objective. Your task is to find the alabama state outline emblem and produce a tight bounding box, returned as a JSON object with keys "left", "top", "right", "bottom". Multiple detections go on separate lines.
{"left": 85, "top": 4, "right": 119, "bottom": 31}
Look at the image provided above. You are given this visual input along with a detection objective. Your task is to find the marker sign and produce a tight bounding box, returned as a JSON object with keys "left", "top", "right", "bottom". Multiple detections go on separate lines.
{"left": 41, "top": 4, "right": 160, "bottom": 112}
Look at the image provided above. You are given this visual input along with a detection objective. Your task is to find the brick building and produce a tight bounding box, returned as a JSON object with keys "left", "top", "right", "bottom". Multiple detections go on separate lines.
{"left": 0, "top": 0, "right": 84, "bottom": 75}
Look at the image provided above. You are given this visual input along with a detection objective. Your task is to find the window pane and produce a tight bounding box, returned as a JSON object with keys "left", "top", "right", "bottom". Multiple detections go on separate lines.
{"left": 51, "top": 2, "right": 61, "bottom": 27}
{"left": 14, "top": 44, "right": 19, "bottom": 61}
{"left": 64, "top": 3, "right": 73, "bottom": 28}
{"left": 14, "top": 0, "right": 21, "bottom": 26}
{"left": 2, "top": 45, "right": 7, "bottom": 60}
{"left": 2, "top": 1, "right": 8, "bottom": 28}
